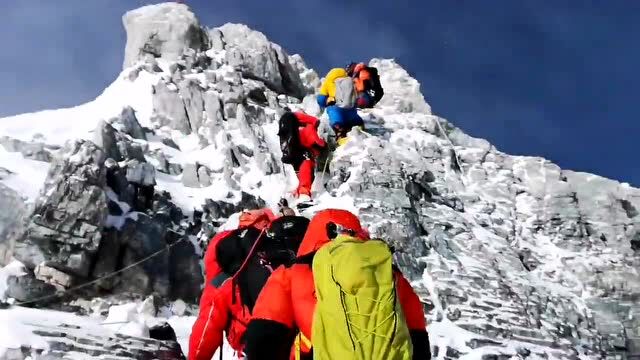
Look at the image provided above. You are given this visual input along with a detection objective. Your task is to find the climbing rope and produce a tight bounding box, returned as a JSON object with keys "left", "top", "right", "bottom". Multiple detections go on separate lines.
{"left": 12, "top": 236, "right": 186, "bottom": 307}
{"left": 433, "top": 117, "right": 467, "bottom": 188}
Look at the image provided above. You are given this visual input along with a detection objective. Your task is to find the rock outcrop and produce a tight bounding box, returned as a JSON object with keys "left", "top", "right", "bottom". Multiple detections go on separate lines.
{"left": 122, "top": 3, "right": 208, "bottom": 68}
{"left": 12, "top": 129, "right": 204, "bottom": 303}
{"left": 217, "top": 23, "right": 311, "bottom": 98}
{"left": 0, "top": 183, "right": 27, "bottom": 265}
{"left": 0, "top": 314, "right": 185, "bottom": 360}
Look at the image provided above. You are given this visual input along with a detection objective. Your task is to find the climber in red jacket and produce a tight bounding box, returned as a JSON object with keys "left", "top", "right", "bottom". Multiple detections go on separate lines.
{"left": 190, "top": 277, "right": 249, "bottom": 360}
{"left": 292, "top": 111, "right": 326, "bottom": 201}
{"left": 190, "top": 209, "right": 276, "bottom": 360}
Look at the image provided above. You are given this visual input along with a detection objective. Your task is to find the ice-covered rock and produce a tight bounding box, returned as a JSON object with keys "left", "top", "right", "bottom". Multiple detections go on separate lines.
{"left": 0, "top": 305, "right": 185, "bottom": 359}
{"left": 370, "top": 58, "right": 431, "bottom": 115}
{"left": 0, "top": 184, "right": 26, "bottom": 266}
{"left": 110, "top": 106, "right": 147, "bottom": 140}
{"left": 123, "top": 2, "right": 208, "bottom": 68}
{"left": 216, "top": 23, "right": 309, "bottom": 98}
{"left": 15, "top": 140, "right": 107, "bottom": 277}
{"left": 0, "top": 136, "right": 58, "bottom": 162}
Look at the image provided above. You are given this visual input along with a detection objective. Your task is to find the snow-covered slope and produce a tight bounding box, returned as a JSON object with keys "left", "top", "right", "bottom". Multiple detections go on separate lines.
{"left": 0, "top": 2, "right": 639, "bottom": 359}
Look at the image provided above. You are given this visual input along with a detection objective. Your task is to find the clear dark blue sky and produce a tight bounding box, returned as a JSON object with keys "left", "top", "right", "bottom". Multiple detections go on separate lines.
{"left": 1, "top": 1, "right": 639, "bottom": 185}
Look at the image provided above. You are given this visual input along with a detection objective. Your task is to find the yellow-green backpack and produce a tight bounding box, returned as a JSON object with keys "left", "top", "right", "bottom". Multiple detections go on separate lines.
{"left": 310, "top": 235, "right": 413, "bottom": 359}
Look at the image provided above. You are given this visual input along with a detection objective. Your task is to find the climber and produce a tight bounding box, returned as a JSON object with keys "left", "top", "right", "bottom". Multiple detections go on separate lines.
{"left": 277, "top": 110, "right": 326, "bottom": 203}
{"left": 243, "top": 209, "right": 431, "bottom": 360}
{"left": 190, "top": 208, "right": 276, "bottom": 360}
{"left": 201, "top": 208, "right": 276, "bottom": 284}
{"left": 316, "top": 62, "right": 383, "bottom": 145}
{"left": 189, "top": 211, "right": 310, "bottom": 360}
{"left": 346, "top": 62, "right": 384, "bottom": 109}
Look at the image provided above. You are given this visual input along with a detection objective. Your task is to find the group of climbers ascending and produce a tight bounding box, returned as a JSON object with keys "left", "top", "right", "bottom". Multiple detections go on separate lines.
{"left": 190, "top": 206, "right": 431, "bottom": 360}
{"left": 278, "top": 61, "right": 384, "bottom": 205}
{"left": 188, "top": 62, "right": 429, "bottom": 360}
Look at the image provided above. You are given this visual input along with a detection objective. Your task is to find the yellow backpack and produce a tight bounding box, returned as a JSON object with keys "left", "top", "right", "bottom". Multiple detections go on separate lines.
{"left": 307, "top": 235, "right": 413, "bottom": 360}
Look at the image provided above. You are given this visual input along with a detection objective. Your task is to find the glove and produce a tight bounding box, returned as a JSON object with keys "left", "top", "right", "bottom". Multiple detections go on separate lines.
{"left": 326, "top": 96, "right": 336, "bottom": 106}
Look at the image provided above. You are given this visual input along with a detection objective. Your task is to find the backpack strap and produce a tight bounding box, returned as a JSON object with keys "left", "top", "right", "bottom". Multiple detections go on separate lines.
{"left": 231, "top": 228, "right": 267, "bottom": 305}
{"left": 211, "top": 273, "right": 231, "bottom": 288}
{"left": 294, "top": 332, "right": 313, "bottom": 360}
{"left": 233, "top": 228, "right": 266, "bottom": 276}
{"left": 294, "top": 252, "right": 315, "bottom": 265}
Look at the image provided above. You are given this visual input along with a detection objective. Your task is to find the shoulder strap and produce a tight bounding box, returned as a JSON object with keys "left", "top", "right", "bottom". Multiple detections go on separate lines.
{"left": 294, "top": 332, "right": 313, "bottom": 360}
{"left": 211, "top": 272, "right": 231, "bottom": 288}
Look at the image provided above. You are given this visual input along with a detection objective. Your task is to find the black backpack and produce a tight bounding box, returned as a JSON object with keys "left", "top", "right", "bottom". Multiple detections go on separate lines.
{"left": 278, "top": 112, "right": 304, "bottom": 166}
{"left": 365, "top": 66, "right": 384, "bottom": 105}
{"left": 215, "top": 227, "right": 263, "bottom": 278}
{"left": 216, "top": 217, "right": 310, "bottom": 311}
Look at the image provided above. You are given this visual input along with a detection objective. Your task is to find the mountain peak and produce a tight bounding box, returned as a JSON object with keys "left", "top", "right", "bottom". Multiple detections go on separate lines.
{"left": 370, "top": 58, "right": 432, "bottom": 115}
{"left": 122, "top": 2, "right": 207, "bottom": 69}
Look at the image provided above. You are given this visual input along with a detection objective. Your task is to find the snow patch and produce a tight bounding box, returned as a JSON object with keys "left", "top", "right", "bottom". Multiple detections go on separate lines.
{"left": 0, "top": 261, "right": 27, "bottom": 301}
{"left": 0, "top": 148, "right": 49, "bottom": 202}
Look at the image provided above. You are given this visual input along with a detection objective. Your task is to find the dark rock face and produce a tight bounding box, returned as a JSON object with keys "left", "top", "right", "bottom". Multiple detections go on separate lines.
{"left": 6, "top": 274, "right": 57, "bottom": 304}
{"left": 15, "top": 140, "right": 107, "bottom": 277}
{"left": 152, "top": 81, "right": 191, "bottom": 135}
{"left": 182, "top": 163, "right": 212, "bottom": 188}
{"left": 11, "top": 131, "right": 204, "bottom": 303}
{"left": 111, "top": 106, "right": 147, "bottom": 140}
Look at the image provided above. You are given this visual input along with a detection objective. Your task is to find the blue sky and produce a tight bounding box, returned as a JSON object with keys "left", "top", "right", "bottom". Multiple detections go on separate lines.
{"left": 1, "top": 1, "right": 639, "bottom": 185}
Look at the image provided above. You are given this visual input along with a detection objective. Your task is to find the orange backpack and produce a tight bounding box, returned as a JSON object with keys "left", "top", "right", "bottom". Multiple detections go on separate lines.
{"left": 239, "top": 208, "right": 276, "bottom": 230}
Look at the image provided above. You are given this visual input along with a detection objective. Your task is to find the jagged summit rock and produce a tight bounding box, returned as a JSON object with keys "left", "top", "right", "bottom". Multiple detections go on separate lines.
{"left": 217, "top": 23, "right": 310, "bottom": 98}
{"left": 123, "top": 2, "right": 208, "bottom": 69}
{"left": 370, "top": 58, "right": 431, "bottom": 114}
